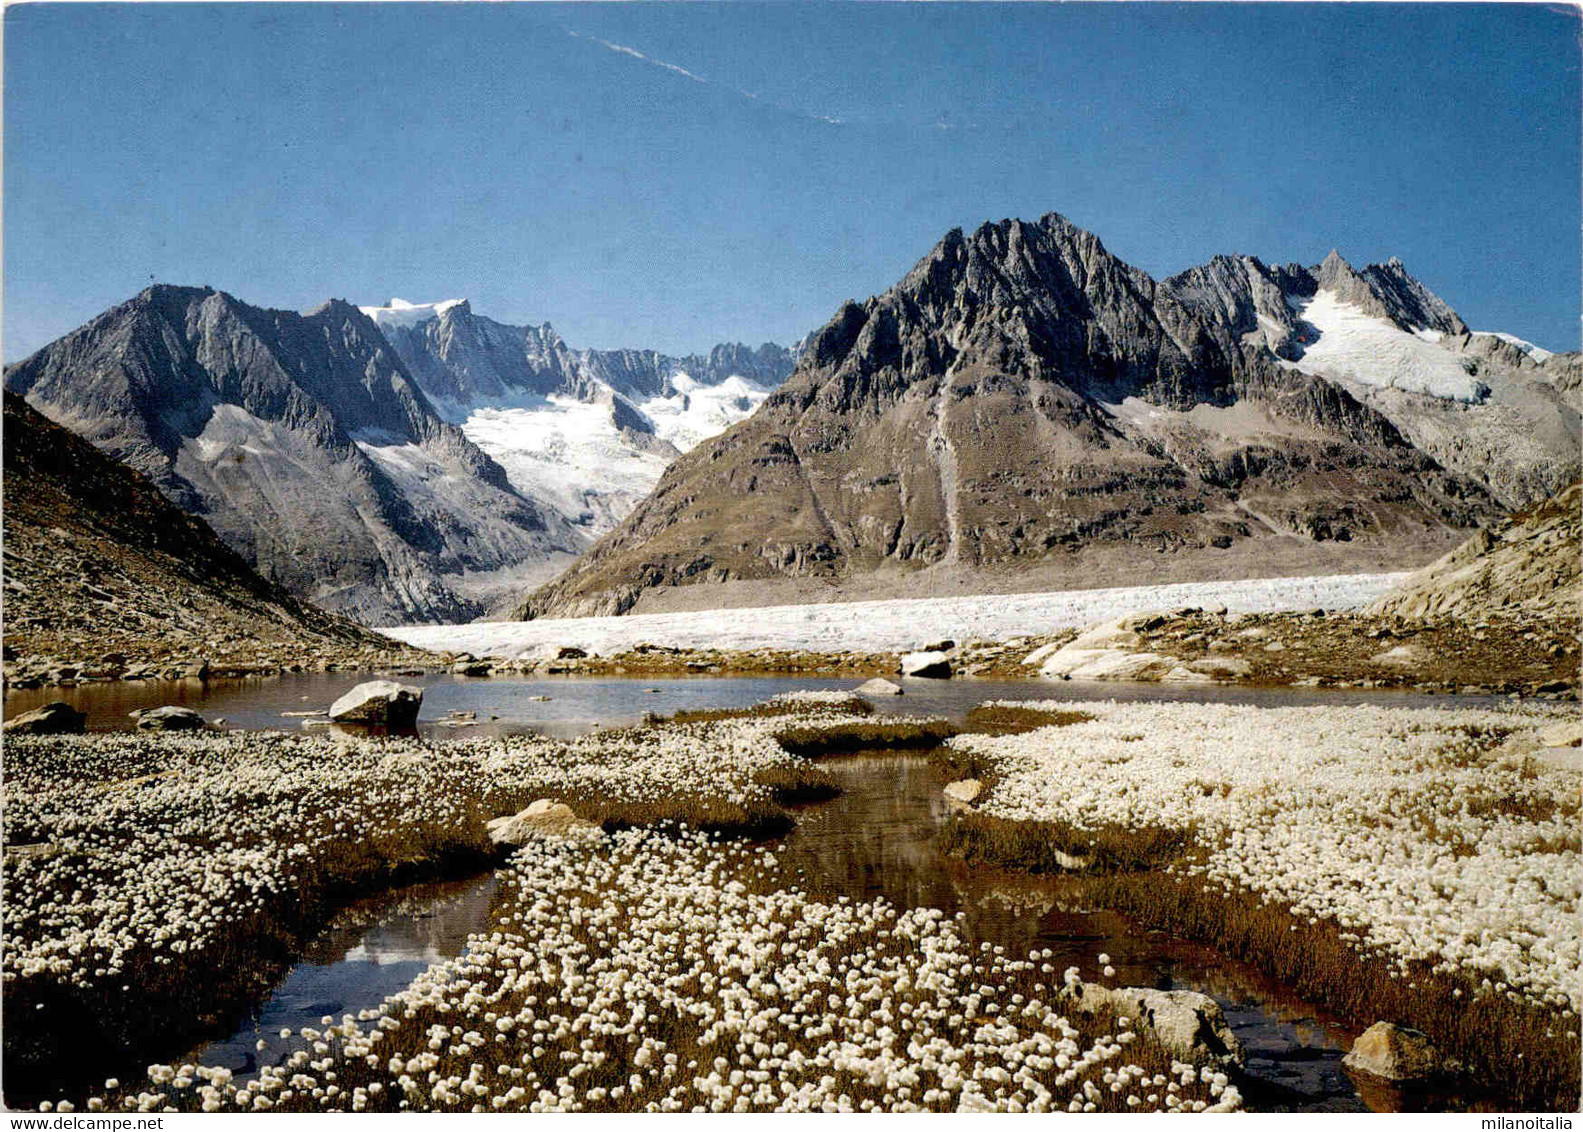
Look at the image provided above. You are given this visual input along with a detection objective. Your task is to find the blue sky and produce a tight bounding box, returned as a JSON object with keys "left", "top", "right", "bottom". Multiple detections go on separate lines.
{"left": 5, "top": 3, "right": 1579, "bottom": 360}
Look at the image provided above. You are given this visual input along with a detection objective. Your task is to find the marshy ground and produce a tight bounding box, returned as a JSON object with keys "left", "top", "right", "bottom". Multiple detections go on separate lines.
{"left": 3, "top": 692, "right": 1577, "bottom": 1112}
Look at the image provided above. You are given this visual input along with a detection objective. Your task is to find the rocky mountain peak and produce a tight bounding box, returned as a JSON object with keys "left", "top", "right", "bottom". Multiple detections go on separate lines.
{"left": 517, "top": 212, "right": 1523, "bottom": 621}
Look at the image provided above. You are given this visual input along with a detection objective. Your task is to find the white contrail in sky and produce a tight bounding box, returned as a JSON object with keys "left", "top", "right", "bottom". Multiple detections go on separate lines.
{"left": 567, "top": 29, "right": 843, "bottom": 126}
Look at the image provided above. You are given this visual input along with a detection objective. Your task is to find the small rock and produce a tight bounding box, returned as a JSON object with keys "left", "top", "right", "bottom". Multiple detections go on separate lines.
{"left": 1187, "top": 657, "right": 1252, "bottom": 679}
{"left": 1343, "top": 1022, "right": 1441, "bottom": 1082}
{"left": 451, "top": 662, "right": 492, "bottom": 677}
{"left": 1539, "top": 720, "right": 1583, "bottom": 748}
{"left": 942, "top": 778, "right": 982, "bottom": 804}
{"left": 133, "top": 705, "right": 208, "bottom": 731}
{"left": 487, "top": 799, "right": 600, "bottom": 844}
{"left": 183, "top": 660, "right": 210, "bottom": 680}
{"left": 328, "top": 681, "right": 423, "bottom": 728}
{"left": 920, "top": 639, "right": 956, "bottom": 652}
{"left": 854, "top": 677, "right": 904, "bottom": 696}
{"left": 1022, "top": 641, "right": 1066, "bottom": 667}
{"left": 1067, "top": 985, "right": 1242, "bottom": 1066}
{"left": 1160, "top": 665, "right": 1215, "bottom": 684}
{"left": 899, "top": 651, "right": 952, "bottom": 679}
{"left": 1369, "top": 645, "right": 1422, "bottom": 667}
{"left": 3, "top": 702, "right": 86, "bottom": 735}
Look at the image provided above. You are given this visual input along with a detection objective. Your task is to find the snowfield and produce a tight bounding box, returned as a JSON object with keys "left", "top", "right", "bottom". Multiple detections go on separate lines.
{"left": 358, "top": 297, "right": 467, "bottom": 331}
{"left": 456, "top": 398, "right": 673, "bottom": 535}
{"left": 1287, "top": 290, "right": 1489, "bottom": 402}
{"left": 382, "top": 572, "right": 1409, "bottom": 657}
{"left": 636, "top": 372, "right": 773, "bottom": 452}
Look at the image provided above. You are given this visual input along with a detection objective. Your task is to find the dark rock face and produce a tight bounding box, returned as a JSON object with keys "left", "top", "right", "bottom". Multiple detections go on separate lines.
{"left": 518, "top": 213, "right": 1509, "bottom": 620}
{"left": 5, "top": 287, "right": 585, "bottom": 624}
{"left": 2, "top": 702, "right": 87, "bottom": 735}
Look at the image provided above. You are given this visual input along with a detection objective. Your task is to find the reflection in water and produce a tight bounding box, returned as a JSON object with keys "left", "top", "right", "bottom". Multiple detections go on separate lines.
{"left": 193, "top": 876, "right": 499, "bottom": 1077}
{"left": 185, "top": 751, "right": 1491, "bottom": 1112}
{"left": 772, "top": 753, "right": 1494, "bottom": 1114}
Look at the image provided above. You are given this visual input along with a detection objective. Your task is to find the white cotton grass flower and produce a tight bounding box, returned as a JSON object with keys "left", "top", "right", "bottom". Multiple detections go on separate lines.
{"left": 956, "top": 699, "right": 1582, "bottom": 1013}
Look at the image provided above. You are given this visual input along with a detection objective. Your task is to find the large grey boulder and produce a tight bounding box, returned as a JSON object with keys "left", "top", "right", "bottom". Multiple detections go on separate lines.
{"left": 3, "top": 701, "right": 86, "bottom": 735}
{"left": 329, "top": 681, "right": 423, "bottom": 728}
{"left": 899, "top": 651, "right": 952, "bottom": 679}
{"left": 133, "top": 705, "right": 207, "bottom": 731}
{"left": 1037, "top": 613, "right": 1179, "bottom": 682}
{"left": 1342, "top": 1022, "right": 1441, "bottom": 1081}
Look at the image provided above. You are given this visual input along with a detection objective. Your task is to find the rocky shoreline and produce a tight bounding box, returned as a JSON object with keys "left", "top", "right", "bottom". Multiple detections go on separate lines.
{"left": 1, "top": 643, "right": 440, "bottom": 693}
{"left": 8, "top": 602, "right": 1575, "bottom": 705}
{"left": 375, "top": 605, "right": 1577, "bottom": 701}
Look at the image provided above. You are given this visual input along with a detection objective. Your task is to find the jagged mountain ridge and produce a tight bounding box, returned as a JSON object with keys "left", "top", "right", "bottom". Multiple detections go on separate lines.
{"left": 517, "top": 212, "right": 1564, "bottom": 620}
{"left": 5, "top": 286, "right": 586, "bottom": 624}
{"left": 1, "top": 391, "right": 390, "bottom": 665}
{"left": 1160, "top": 250, "right": 1580, "bottom": 507}
{"left": 363, "top": 298, "right": 798, "bottom": 535}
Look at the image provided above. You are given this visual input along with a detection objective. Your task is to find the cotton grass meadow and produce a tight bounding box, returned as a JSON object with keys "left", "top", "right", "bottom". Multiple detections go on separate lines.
{"left": 2, "top": 703, "right": 865, "bottom": 1103}
{"left": 76, "top": 826, "right": 1242, "bottom": 1114}
{"left": 941, "top": 699, "right": 1583, "bottom": 1108}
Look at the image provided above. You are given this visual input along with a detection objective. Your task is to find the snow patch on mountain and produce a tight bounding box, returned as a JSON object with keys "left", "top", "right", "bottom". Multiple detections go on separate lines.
{"left": 359, "top": 297, "right": 468, "bottom": 331}
{"left": 1288, "top": 289, "right": 1489, "bottom": 402}
{"left": 637, "top": 372, "right": 773, "bottom": 452}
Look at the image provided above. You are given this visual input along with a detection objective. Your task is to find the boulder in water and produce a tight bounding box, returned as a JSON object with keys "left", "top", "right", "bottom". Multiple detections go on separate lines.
{"left": 943, "top": 778, "right": 982, "bottom": 804}
{"left": 1342, "top": 1022, "right": 1441, "bottom": 1081}
{"left": 329, "top": 681, "right": 423, "bottom": 727}
{"left": 854, "top": 677, "right": 904, "bottom": 696}
{"left": 133, "top": 705, "right": 207, "bottom": 731}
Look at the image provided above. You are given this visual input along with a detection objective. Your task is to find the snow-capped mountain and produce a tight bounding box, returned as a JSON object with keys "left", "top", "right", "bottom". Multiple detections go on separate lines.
{"left": 3, "top": 286, "right": 589, "bottom": 624}
{"left": 361, "top": 298, "right": 796, "bottom": 536}
{"left": 1162, "top": 250, "right": 1580, "bottom": 509}
{"left": 518, "top": 214, "right": 1576, "bottom": 620}
{"left": 3, "top": 286, "right": 795, "bottom": 626}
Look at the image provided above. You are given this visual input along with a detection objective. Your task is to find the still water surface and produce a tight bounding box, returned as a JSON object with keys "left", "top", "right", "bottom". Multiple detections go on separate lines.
{"left": 4, "top": 670, "right": 1509, "bottom": 739}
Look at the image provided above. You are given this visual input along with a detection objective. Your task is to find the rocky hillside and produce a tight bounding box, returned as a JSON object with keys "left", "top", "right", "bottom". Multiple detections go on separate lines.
{"left": 518, "top": 213, "right": 1531, "bottom": 619}
{"left": 365, "top": 298, "right": 796, "bottom": 533}
{"left": 1368, "top": 482, "right": 1580, "bottom": 621}
{"left": 1, "top": 392, "right": 412, "bottom": 681}
{"left": 4, "top": 286, "right": 586, "bottom": 624}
